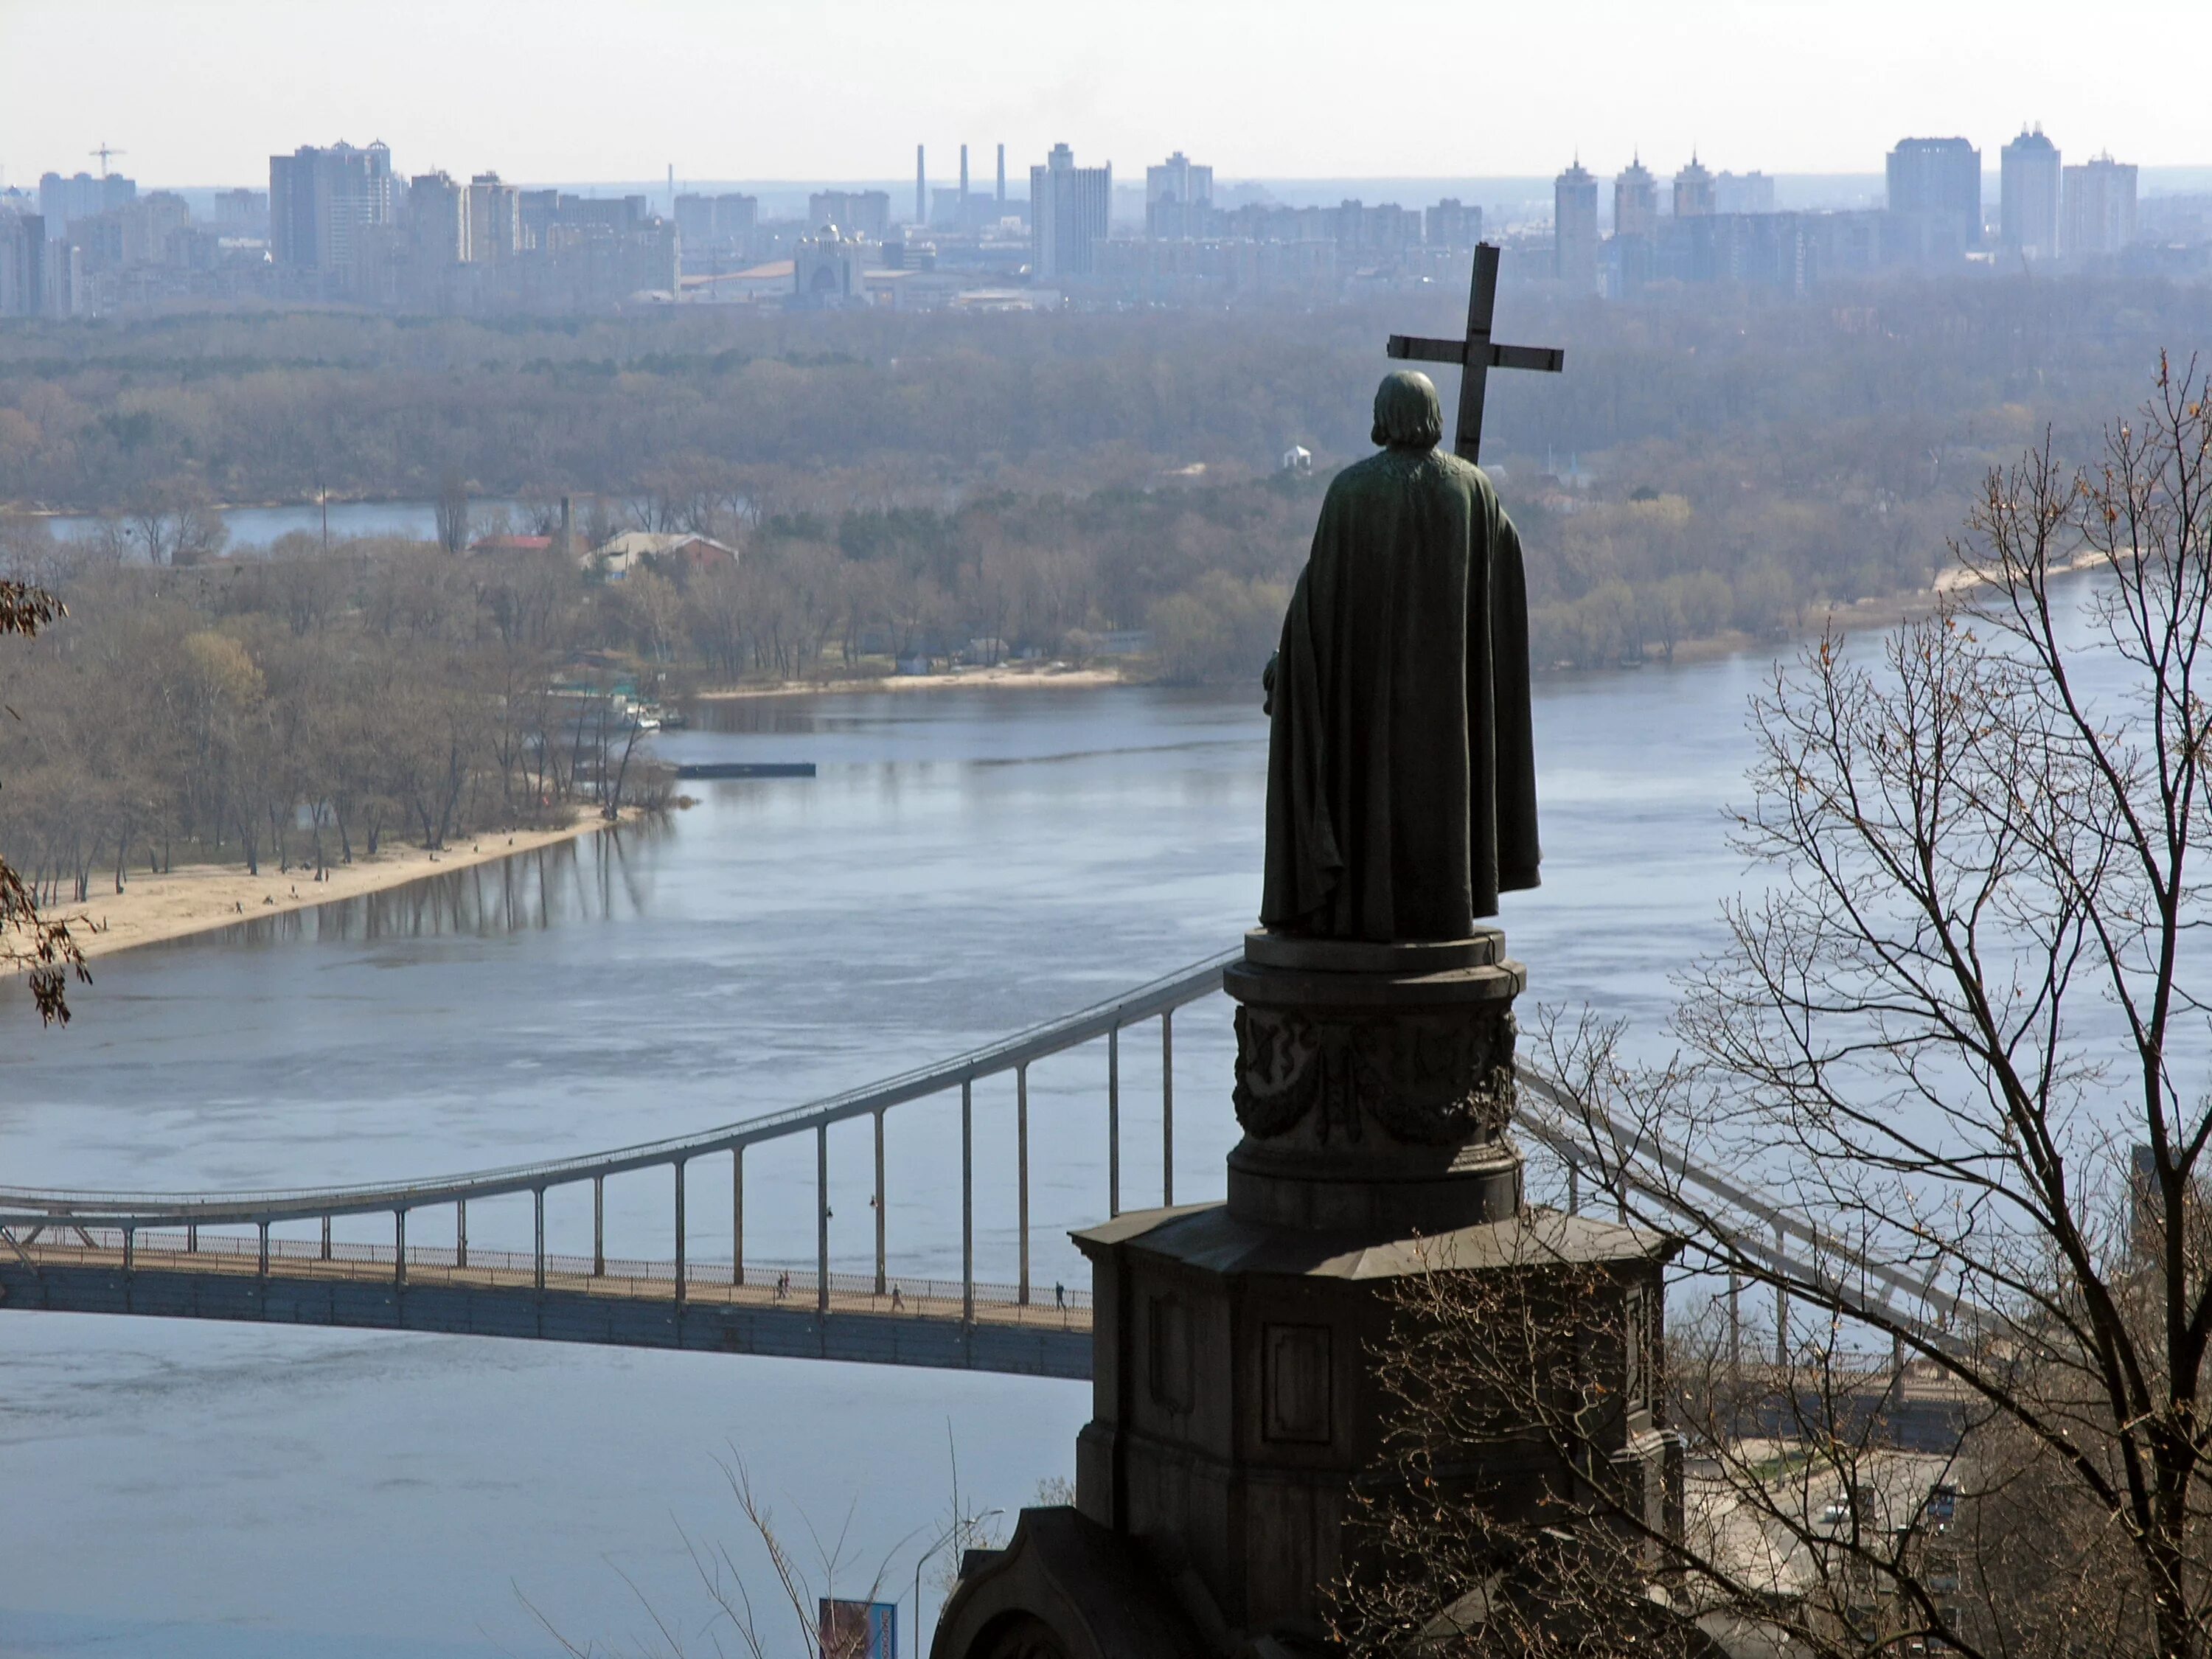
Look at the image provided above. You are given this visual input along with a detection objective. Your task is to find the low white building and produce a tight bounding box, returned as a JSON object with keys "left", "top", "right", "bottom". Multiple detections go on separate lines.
{"left": 590, "top": 531, "right": 739, "bottom": 580}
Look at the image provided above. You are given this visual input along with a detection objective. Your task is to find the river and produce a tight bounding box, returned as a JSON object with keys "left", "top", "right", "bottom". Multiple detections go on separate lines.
{"left": 38, "top": 498, "right": 527, "bottom": 551}
{"left": 0, "top": 660, "right": 1767, "bottom": 1658}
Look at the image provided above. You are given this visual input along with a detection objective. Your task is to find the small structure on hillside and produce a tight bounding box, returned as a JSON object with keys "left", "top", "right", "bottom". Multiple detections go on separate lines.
{"left": 588, "top": 530, "right": 738, "bottom": 581}
{"left": 468, "top": 532, "right": 554, "bottom": 555}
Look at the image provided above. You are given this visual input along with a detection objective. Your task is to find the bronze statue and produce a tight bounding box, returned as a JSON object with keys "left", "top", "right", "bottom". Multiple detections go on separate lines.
{"left": 1260, "top": 369, "right": 1540, "bottom": 941}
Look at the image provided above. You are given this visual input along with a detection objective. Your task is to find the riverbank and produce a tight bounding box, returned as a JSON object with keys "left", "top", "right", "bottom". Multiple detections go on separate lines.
{"left": 54, "top": 808, "right": 628, "bottom": 960}
{"left": 694, "top": 663, "right": 1135, "bottom": 699}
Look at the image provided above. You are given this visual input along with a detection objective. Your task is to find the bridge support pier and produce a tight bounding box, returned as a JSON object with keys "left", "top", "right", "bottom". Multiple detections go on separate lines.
{"left": 1729, "top": 1267, "right": 1743, "bottom": 1377}
{"left": 874, "top": 1109, "right": 886, "bottom": 1298}
{"left": 1017, "top": 1065, "right": 1030, "bottom": 1305}
{"left": 960, "top": 1082, "right": 974, "bottom": 1329}
{"left": 675, "top": 1160, "right": 687, "bottom": 1309}
{"left": 1107, "top": 1026, "right": 1120, "bottom": 1218}
{"left": 456, "top": 1200, "right": 468, "bottom": 1270}
{"left": 1775, "top": 1221, "right": 1788, "bottom": 1366}
{"left": 1161, "top": 1011, "right": 1173, "bottom": 1206}
{"left": 816, "top": 1124, "right": 830, "bottom": 1320}
{"left": 731, "top": 1152, "right": 742, "bottom": 1287}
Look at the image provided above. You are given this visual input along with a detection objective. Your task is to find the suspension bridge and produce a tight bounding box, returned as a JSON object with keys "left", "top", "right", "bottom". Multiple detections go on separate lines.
{"left": 0, "top": 945, "right": 1955, "bottom": 1386}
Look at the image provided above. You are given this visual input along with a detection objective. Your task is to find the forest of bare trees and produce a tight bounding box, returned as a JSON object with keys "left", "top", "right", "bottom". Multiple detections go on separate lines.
{"left": 5, "top": 273, "right": 2209, "bottom": 679}
{"left": 0, "top": 535, "right": 672, "bottom": 906}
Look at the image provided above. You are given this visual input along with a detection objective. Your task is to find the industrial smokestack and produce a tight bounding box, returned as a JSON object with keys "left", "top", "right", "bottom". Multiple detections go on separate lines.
{"left": 959, "top": 144, "right": 970, "bottom": 208}
{"left": 995, "top": 143, "right": 1006, "bottom": 206}
{"left": 915, "top": 145, "right": 925, "bottom": 224}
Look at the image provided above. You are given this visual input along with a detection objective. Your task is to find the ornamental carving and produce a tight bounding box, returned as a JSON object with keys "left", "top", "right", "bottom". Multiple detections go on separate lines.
{"left": 1232, "top": 1006, "right": 1516, "bottom": 1146}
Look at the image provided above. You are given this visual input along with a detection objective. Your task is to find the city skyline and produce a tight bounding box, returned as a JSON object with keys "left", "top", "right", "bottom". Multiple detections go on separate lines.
{"left": 4, "top": 0, "right": 2209, "bottom": 188}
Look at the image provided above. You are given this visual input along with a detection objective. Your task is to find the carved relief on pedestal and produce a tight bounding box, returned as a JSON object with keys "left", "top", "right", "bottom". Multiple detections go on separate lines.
{"left": 1231, "top": 1004, "right": 1517, "bottom": 1146}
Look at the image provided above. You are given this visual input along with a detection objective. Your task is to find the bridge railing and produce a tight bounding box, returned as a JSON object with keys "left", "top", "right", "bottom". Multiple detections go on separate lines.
{"left": 0, "top": 947, "right": 1236, "bottom": 1329}
{"left": 5, "top": 1222, "right": 1093, "bottom": 1330}
{"left": 1516, "top": 1068, "right": 1957, "bottom": 1359}
{"left": 0, "top": 941, "right": 1956, "bottom": 1357}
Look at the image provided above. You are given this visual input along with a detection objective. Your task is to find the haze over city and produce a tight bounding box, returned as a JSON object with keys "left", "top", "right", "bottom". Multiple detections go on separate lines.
{"left": 5, "top": 0, "right": 2209, "bottom": 184}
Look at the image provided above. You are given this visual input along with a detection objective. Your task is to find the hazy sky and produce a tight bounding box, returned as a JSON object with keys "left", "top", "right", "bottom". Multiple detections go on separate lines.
{"left": 4, "top": 0, "right": 2205, "bottom": 188}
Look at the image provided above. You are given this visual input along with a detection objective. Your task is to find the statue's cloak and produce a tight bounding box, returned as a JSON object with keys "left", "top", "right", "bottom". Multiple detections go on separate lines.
{"left": 1261, "top": 444, "right": 1540, "bottom": 940}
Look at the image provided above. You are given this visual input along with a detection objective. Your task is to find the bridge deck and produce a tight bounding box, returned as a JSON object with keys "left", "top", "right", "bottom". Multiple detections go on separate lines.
{"left": 0, "top": 1228, "right": 1093, "bottom": 1380}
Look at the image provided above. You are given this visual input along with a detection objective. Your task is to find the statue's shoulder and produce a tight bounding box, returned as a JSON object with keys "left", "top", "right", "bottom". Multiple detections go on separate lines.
{"left": 1430, "top": 451, "right": 1495, "bottom": 499}
{"left": 1324, "top": 449, "right": 1497, "bottom": 512}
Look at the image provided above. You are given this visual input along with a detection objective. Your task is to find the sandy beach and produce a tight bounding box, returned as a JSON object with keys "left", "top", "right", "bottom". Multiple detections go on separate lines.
{"left": 54, "top": 809, "right": 626, "bottom": 961}
{"left": 693, "top": 663, "right": 1134, "bottom": 699}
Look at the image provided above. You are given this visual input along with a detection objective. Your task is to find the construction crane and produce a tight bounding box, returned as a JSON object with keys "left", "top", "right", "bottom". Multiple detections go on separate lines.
{"left": 90, "top": 142, "right": 126, "bottom": 178}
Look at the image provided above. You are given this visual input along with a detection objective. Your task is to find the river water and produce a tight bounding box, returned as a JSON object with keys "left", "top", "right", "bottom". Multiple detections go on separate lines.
{"left": 38, "top": 498, "right": 526, "bottom": 551}
{"left": 0, "top": 660, "right": 1767, "bottom": 1658}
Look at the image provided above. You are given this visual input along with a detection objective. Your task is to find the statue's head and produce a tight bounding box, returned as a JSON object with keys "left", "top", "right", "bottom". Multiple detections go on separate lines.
{"left": 1371, "top": 371, "right": 1444, "bottom": 451}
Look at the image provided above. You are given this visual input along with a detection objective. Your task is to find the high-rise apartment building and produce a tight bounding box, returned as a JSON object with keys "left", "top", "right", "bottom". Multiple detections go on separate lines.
{"left": 407, "top": 172, "right": 469, "bottom": 266}
{"left": 672, "top": 193, "right": 761, "bottom": 255}
{"left": 1030, "top": 143, "right": 1110, "bottom": 279}
{"left": 1713, "top": 171, "right": 1774, "bottom": 215}
{"left": 2062, "top": 153, "right": 2138, "bottom": 257}
{"left": 2001, "top": 126, "right": 2062, "bottom": 260}
{"left": 1887, "top": 137, "right": 1981, "bottom": 243}
{"left": 38, "top": 170, "right": 134, "bottom": 241}
{"left": 1425, "top": 199, "right": 1483, "bottom": 251}
{"left": 467, "top": 173, "right": 521, "bottom": 260}
{"left": 1613, "top": 158, "right": 1659, "bottom": 238}
{"left": 1146, "top": 151, "right": 1214, "bottom": 240}
{"left": 268, "top": 141, "right": 393, "bottom": 274}
{"left": 0, "top": 212, "right": 46, "bottom": 315}
{"left": 1554, "top": 160, "right": 1599, "bottom": 291}
{"left": 1672, "top": 155, "right": 1716, "bottom": 218}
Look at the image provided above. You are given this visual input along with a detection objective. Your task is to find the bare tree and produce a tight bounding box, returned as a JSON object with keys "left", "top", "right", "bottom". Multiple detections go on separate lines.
{"left": 0, "top": 581, "right": 87, "bottom": 1022}
{"left": 435, "top": 466, "right": 470, "bottom": 556}
{"left": 1534, "top": 359, "right": 2212, "bottom": 1659}
{"left": 128, "top": 479, "right": 228, "bottom": 567}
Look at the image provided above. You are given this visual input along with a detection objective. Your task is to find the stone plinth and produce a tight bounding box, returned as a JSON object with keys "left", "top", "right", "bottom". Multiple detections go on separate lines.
{"left": 931, "top": 932, "right": 1678, "bottom": 1659}
{"left": 1225, "top": 928, "right": 1524, "bottom": 1234}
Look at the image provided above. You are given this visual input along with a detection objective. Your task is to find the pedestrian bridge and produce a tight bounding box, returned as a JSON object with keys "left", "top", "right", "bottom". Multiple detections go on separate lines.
{"left": 0, "top": 945, "right": 1946, "bottom": 1381}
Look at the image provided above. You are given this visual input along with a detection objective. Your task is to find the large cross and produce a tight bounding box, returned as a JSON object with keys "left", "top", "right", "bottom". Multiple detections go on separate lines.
{"left": 1385, "top": 243, "right": 1564, "bottom": 465}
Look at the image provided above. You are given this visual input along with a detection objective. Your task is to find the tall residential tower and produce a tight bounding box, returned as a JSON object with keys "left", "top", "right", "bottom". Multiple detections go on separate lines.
{"left": 1613, "top": 157, "right": 1659, "bottom": 238}
{"left": 2062, "top": 153, "right": 2138, "bottom": 257}
{"left": 2000, "top": 126, "right": 2062, "bottom": 260}
{"left": 1554, "top": 159, "right": 1599, "bottom": 291}
{"left": 1887, "top": 136, "right": 1982, "bottom": 243}
{"left": 1031, "top": 143, "right": 1110, "bottom": 279}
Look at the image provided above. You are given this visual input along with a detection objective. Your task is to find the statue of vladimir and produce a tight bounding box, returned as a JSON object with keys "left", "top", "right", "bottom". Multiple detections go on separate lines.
{"left": 1260, "top": 370, "right": 1540, "bottom": 942}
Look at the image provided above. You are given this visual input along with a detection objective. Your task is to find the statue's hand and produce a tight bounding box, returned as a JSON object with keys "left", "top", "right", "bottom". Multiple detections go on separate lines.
{"left": 1262, "top": 652, "right": 1278, "bottom": 717}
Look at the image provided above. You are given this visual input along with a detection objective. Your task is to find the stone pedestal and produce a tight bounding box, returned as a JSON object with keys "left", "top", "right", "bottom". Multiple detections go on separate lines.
{"left": 932, "top": 932, "right": 1677, "bottom": 1659}
{"left": 1223, "top": 928, "right": 1523, "bottom": 1234}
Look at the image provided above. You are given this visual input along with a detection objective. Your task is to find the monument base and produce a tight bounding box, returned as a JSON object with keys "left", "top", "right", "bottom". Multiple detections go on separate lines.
{"left": 931, "top": 931, "right": 1681, "bottom": 1659}
{"left": 1225, "top": 928, "right": 1524, "bottom": 1234}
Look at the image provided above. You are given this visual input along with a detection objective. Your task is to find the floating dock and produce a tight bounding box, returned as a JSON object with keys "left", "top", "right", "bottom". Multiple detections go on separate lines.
{"left": 673, "top": 762, "right": 818, "bottom": 779}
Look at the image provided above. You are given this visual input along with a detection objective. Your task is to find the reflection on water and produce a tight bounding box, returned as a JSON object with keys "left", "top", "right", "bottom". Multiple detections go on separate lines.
{"left": 184, "top": 823, "right": 669, "bottom": 951}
